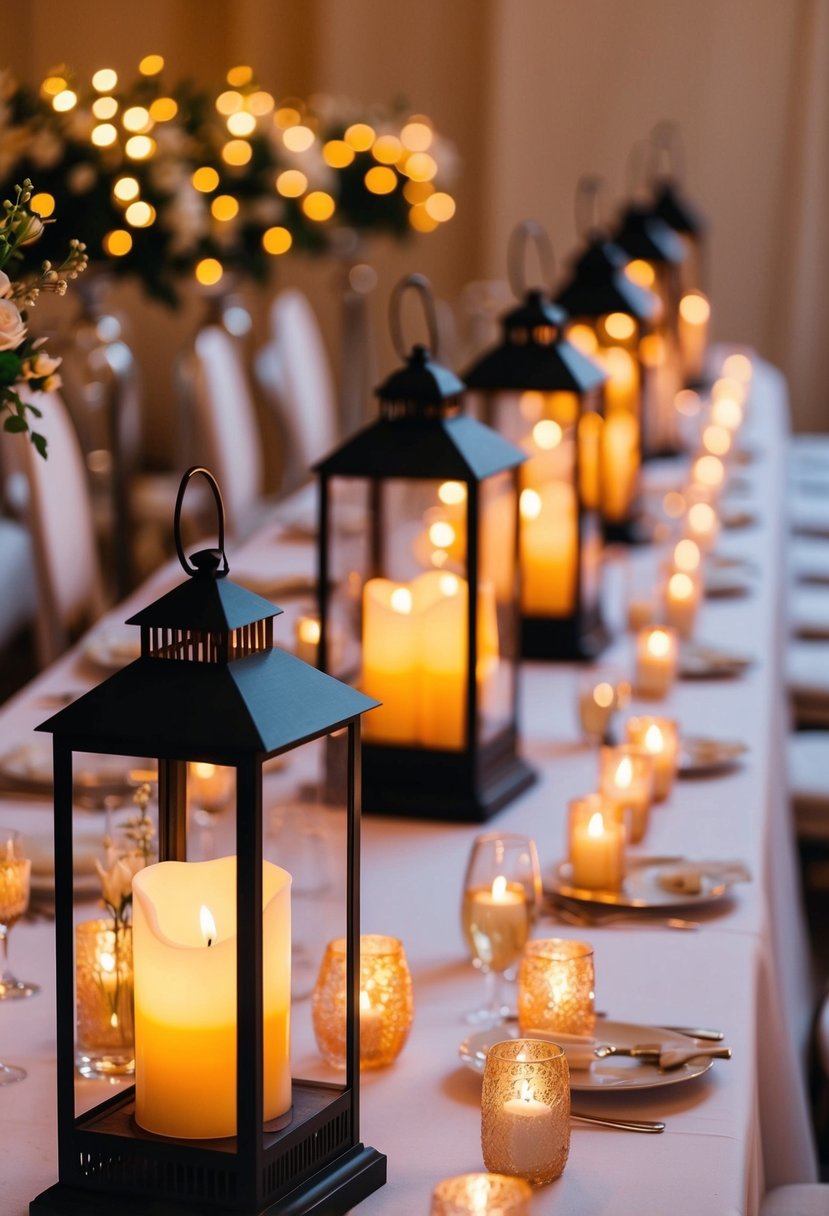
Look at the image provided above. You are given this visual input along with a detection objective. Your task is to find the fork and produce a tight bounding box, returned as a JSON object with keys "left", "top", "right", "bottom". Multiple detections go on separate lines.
{"left": 546, "top": 900, "right": 699, "bottom": 932}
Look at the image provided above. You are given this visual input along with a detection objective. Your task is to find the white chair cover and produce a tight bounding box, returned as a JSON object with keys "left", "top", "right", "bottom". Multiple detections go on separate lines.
{"left": 788, "top": 731, "right": 829, "bottom": 840}
{"left": 761, "top": 1184, "right": 829, "bottom": 1215}
{"left": 788, "top": 639, "right": 829, "bottom": 727}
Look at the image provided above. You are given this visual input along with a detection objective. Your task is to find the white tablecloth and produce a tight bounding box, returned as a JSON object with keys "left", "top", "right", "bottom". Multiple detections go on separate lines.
{"left": 0, "top": 355, "right": 818, "bottom": 1215}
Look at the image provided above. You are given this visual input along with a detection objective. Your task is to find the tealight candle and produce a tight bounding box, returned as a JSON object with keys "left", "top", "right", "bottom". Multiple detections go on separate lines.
{"left": 625, "top": 715, "right": 680, "bottom": 801}
{"left": 75, "top": 918, "right": 134, "bottom": 1079}
{"left": 635, "top": 625, "right": 679, "bottom": 699}
{"left": 430, "top": 1172, "right": 531, "bottom": 1216}
{"left": 132, "top": 857, "right": 291, "bottom": 1140}
{"left": 567, "top": 795, "right": 625, "bottom": 892}
{"left": 481, "top": 1039, "right": 570, "bottom": 1185}
{"left": 663, "top": 569, "right": 702, "bottom": 639}
{"left": 598, "top": 745, "right": 655, "bottom": 844}
{"left": 683, "top": 499, "right": 720, "bottom": 554}
{"left": 518, "top": 938, "right": 595, "bottom": 1038}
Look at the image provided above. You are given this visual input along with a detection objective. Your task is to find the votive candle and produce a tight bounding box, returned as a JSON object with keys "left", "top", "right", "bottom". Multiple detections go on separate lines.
{"left": 568, "top": 794, "right": 625, "bottom": 891}
{"left": 430, "top": 1172, "right": 531, "bottom": 1216}
{"left": 625, "top": 716, "right": 680, "bottom": 801}
{"left": 481, "top": 1039, "right": 570, "bottom": 1185}
{"left": 635, "top": 625, "right": 679, "bottom": 699}
{"left": 598, "top": 745, "right": 655, "bottom": 844}
{"left": 517, "top": 939, "right": 596, "bottom": 1038}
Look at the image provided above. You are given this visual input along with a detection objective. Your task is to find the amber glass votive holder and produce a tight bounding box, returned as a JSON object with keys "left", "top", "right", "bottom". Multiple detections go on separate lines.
{"left": 518, "top": 938, "right": 595, "bottom": 1038}
{"left": 625, "top": 715, "right": 680, "bottom": 802}
{"left": 75, "top": 918, "right": 134, "bottom": 1079}
{"left": 481, "top": 1038, "right": 570, "bottom": 1185}
{"left": 312, "top": 934, "right": 413, "bottom": 1069}
{"left": 430, "top": 1172, "right": 532, "bottom": 1215}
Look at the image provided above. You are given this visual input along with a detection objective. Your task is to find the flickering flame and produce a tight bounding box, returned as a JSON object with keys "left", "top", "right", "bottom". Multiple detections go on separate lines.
{"left": 532, "top": 419, "right": 563, "bottom": 450}
{"left": 647, "top": 629, "right": 672, "bottom": 658}
{"left": 99, "top": 951, "right": 115, "bottom": 974}
{"left": 390, "top": 587, "right": 413, "bottom": 614}
{"left": 298, "top": 617, "right": 321, "bottom": 645}
{"left": 604, "top": 312, "right": 636, "bottom": 341}
{"left": 615, "top": 757, "right": 634, "bottom": 790}
{"left": 200, "top": 905, "right": 217, "bottom": 947}
{"left": 359, "top": 989, "right": 371, "bottom": 1013}
{"left": 439, "top": 573, "right": 460, "bottom": 598}
{"left": 593, "top": 681, "right": 615, "bottom": 709}
{"left": 491, "top": 874, "right": 508, "bottom": 900}
{"left": 679, "top": 291, "right": 711, "bottom": 325}
{"left": 668, "top": 572, "right": 695, "bottom": 601}
{"left": 428, "top": 521, "right": 456, "bottom": 549}
{"left": 644, "top": 723, "right": 664, "bottom": 753}
{"left": 674, "top": 539, "right": 701, "bottom": 572}
{"left": 518, "top": 1078, "right": 535, "bottom": 1104}
{"left": 519, "top": 488, "right": 542, "bottom": 520}
{"left": 587, "top": 811, "right": 605, "bottom": 838}
{"left": 438, "top": 481, "right": 466, "bottom": 506}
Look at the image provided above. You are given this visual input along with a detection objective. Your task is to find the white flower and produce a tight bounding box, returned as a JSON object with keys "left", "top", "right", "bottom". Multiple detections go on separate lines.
{"left": 0, "top": 270, "right": 11, "bottom": 298}
{"left": 18, "top": 213, "right": 43, "bottom": 245}
{"left": 22, "top": 351, "right": 61, "bottom": 379}
{"left": 96, "top": 850, "right": 147, "bottom": 911}
{"left": 42, "top": 372, "right": 61, "bottom": 392}
{"left": 0, "top": 298, "right": 26, "bottom": 350}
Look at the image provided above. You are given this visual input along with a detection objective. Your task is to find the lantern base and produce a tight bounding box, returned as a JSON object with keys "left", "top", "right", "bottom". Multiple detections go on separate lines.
{"left": 520, "top": 612, "right": 610, "bottom": 662}
{"left": 602, "top": 517, "right": 650, "bottom": 546}
{"left": 30, "top": 1144, "right": 387, "bottom": 1216}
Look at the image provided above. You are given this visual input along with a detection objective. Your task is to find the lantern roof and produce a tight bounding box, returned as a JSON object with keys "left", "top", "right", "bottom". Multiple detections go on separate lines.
{"left": 652, "top": 179, "right": 706, "bottom": 237}
{"left": 612, "top": 204, "right": 685, "bottom": 265}
{"left": 556, "top": 237, "right": 660, "bottom": 322}
{"left": 375, "top": 344, "right": 465, "bottom": 412}
{"left": 38, "top": 645, "right": 377, "bottom": 759}
{"left": 464, "top": 290, "right": 607, "bottom": 394}
{"left": 125, "top": 569, "right": 282, "bottom": 634}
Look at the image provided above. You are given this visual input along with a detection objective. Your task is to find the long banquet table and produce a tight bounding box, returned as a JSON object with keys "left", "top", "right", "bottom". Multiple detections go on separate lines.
{"left": 0, "top": 353, "right": 820, "bottom": 1215}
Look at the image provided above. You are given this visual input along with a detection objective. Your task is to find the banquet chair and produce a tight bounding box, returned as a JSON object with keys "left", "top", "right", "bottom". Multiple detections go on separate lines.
{"left": 254, "top": 289, "right": 339, "bottom": 493}
{"left": 761, "top": 1186, "right": 829, "bottom": 1215}
{"left": 788, "top": 640, "right": 829, "bottom": 729}
{"left": 789, "top": 732, "right": 829, "bottom": 841}
{"left": 11, "top": 388, "right": 106, "bottom": 667}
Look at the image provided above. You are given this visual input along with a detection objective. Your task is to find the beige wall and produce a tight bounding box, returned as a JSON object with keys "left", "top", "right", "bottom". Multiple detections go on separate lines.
{"left": 5, "top": 0, "right": 825, "bottom": 469}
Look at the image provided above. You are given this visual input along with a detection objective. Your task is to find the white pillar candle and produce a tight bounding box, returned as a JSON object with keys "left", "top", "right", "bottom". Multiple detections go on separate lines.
{"left": 417, "top": 571, "right": 468, "bottom": 749}
{"left": 362, "top": 580, "right": 420, "bottom": 744}
{"left": 568, "top": 800, "right": 625, "bottom": 891}
{"left": 625, "top": 716, "right": 680, "bottom": 802}
{"left": 501, "top": 1080, "right": 557, "bottom": 1179}
{"left": 519, "top": 483, "right": 578, "bottom": 616}
{"left": 678, "top": 290, "right": 710, "bottom": 384}
{"left": 635, "top": 626, "right": 679, "bottom": 699}
{"left": 663, "top": 569, "right": 701, "bottom": 639}
{"left": 132, "top": 857, "right": 291, "bottom": 1140}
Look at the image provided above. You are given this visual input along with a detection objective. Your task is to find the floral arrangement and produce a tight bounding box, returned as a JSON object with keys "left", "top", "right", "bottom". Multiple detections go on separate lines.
{"left": 96, "top": 781, "right": 157, "bottom": 939}
{"left": 0, "top": 59, "right": 458, "bottom": 307}
{"left": 0, "top": 179, "right": 87, "bottom": 455}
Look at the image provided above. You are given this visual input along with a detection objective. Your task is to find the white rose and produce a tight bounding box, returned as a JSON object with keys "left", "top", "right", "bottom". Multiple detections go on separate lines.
{"left": 0, "top": 298, "right": 26, "bottom": 350}
{"left": 0, "top": 270, "right": 11, "bottom": 298}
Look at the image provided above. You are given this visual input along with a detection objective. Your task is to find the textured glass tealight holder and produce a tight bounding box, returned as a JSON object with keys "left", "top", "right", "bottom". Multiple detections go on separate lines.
{"left": 312, "top": 934, "right": 413, "bottom": 1069}
{"left": 481, "top": 1039, "right": 570, "bottom": 1185}
{"left": 598, "top": 743, "right": 655, "bottom": 844}
{"left": 430, "top": 1171, "right": 532, "bottom": 1215}
{"left": 75, "top": 918, "right": 134, "bottom": 1079}
{"left": 625, "top": 715, "right": 680, "bottom": 802}
{"left": 518, "top": 938, "right": 595, "bottom": 1037}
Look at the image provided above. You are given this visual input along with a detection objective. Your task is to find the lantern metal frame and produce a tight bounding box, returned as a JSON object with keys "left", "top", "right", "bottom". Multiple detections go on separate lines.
{"left": 31, "top": 468, "right": 386, "bottom": 1216}
{"left": 314, "top": 275, "right": 536, "bottom": 823}
{"left": 556, "top": 178, "right": 660, "bottom": 543}
{"left": 464, "top": 223, "right": 610, "bottom": 661}
{"left": 650, "top": 121, "right": 708, "bottom": 296}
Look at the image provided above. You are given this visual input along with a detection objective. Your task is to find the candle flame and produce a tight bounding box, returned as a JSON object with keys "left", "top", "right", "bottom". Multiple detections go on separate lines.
{"left": 519, "top": 488, "right": 542, "bottom": 520}
{"left": 645, "top": 723, "right": 664, "bottom": 753}
{"left": 668, "top": 572, "right": 694, "bottom": 601}
{"left": 587, "top": 811, "right": 605, "bottom": 838}
{"left": 439, "top": 573, "right": 460, "bottom": 598}
{"left": 673, "top": 539, "right": 701, "bottom": 572}
{"left": 491, "top": 874, "right": 508, "bottom": 900}
{"left": 193, "top": 761, "right": 217, "bottom": 780}
{"left": 692, "top": 455, "right": 725, "bottom": 488}
{"left": 200, "top": 904, "right": 217, "bottom": 947}
{"left": 298, "top": 617, "right": 320, "bottom": 644}
{"left": 604, "top": 311, "right": 636, "bottom": 341}
{"left": 688, "top": 502, "right": 716, "bottom": 533}
{"left": 518, "top": 1078, "right": 534, "bottom": 1104}
{"left": 428, "top": 520, "right": 456, "bottom": 549}
{"left": 615, "top": 756, "right": 633, "bottom": 790}
{"left": 99, "top": 951, "right": 115, "bottom": 974}
{"left": 390, "top": 586, "right": 413, "bottom": 614}
{"left": 532, "top": 419, "right": 562, "bottom": 450}
{"left": 647, "top": 629, "right": 672, "bottom": 658}
{"left": 438, "top": 480, "right": 466, "bottom": 505}
{"left": 593, "top": 681, "right": 615, "bottom": 709}
{"left": 110, "top": 1012, "right": 119, "bottom": 1029}
{"left": 679, "top": 291, "right": 711, "bottom": 325}
{"left": 359, "top": 989, "right": 371, "bottom": 1013}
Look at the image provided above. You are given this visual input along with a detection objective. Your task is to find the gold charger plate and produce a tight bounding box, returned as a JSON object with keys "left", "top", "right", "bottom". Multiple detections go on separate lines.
{"left": 545, "top": 860, "right": 734, "bottom": 911}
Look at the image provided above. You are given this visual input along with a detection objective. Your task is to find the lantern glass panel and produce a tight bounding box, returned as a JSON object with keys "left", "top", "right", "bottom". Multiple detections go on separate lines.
{"left": 478, "top": 469, "right": 518, "bottom": 745}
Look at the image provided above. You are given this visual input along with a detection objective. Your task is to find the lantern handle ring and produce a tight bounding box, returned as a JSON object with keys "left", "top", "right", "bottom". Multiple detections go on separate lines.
{"left": 508, "top": 220, "right": 556, "bottom": 298}
{"left": 575, "top": 174, "right": 611, "bottom": 241}
{"left": 174, "top": 466, "right": 229, "bottom": 579}
{"left": 650, "top": 120, "right": 686, "bottom": 184}
{"left": 389, "top": 273, "right": 440, "bottom": 361}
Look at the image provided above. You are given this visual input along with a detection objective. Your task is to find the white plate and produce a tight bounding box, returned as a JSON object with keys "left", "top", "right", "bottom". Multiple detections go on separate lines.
{"left": 679, "top": 735, "right": 749, "bottom": 776}
{"left": 82, "top": 629, "right": 141, "bottom": 672}
{"left": 679, "top": 642, "right": 755, "bottom": 680}
{"left": 704, "top": 569, "right": 753, "bottom": 598}
{"left": 721, "top": 507, "right": 758, "bottom": 530}
{"left": 545, "top": 861, "right": 735, "bottom": 910}
{"left": 459, "top": 1021, "right": 714, "bottom": 1091}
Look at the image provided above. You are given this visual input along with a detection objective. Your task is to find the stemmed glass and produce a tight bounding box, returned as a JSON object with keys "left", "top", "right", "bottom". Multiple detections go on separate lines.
{"left": 0, "top": 827, "right": 39, "bottom": 1000}
{"left": 461, "top": 832, "right": 541, "bottom": 1027}
{"left": 0, "top": 1048, "right": 26, "bottom": 1085}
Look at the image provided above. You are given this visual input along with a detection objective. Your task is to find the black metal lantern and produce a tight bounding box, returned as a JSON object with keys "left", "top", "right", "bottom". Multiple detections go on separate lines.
{"left": 556, "top": 178, "right": 661, "bottom": 543}
{"left": 464, "top": 223, "right": 609, "bottom": 661}
{"left": 650, "top": 121, "right": 711, "bottom": 387}
{"left": 314, "top": 275, "right": 535, "bottom": 823}
{"left": 32, "top": 468, "right": 386, "bottom": 1216}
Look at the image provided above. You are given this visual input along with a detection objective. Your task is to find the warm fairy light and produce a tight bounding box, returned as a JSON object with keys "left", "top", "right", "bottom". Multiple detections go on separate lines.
{"left": 226, "top": 64, "right": 253, "bottom": 87}
{"left": 519, "top": 390, "right": 544, "bottom": 421}
{"left": 604, "top": 312, "right": 636, "bottom": 341}
{"left": 274, "top": 105, "right": 302, "bottom": 128}
{"left": 722, "top": 353, "right": 752, "bottom": 382}
{"left": 679, "top": 290, "right": 711, "bottom": 325}
{"left": 440, "top": 573, "right": 460, "bottom": 597}
{"left": 365, "top": 166, "right": 397, "bottom": 194}
{"left": 710, "top": 396, "right": 744, "bottom": 430}
{"left": 520, "top": 488, "right": 542, "bottom": 520}
{"left": 104, "top": 229, "right": 133, "bottom": 256}
{"left": 216, "top": 90, "right": 244, "bottom": 116}
{"left": 668, "top": 571, "right": 695, "bottom": 601}
{"left": 53, "top": 89, "right": 78, "bottom": 112}
{"left": 567, "top": 323, "right": 599, "bottom": 354}
{"left": 211, "top": 194, "right": 239, "bottom": 221}
{"left": 91, "top": 123, "right": 118, "bottom": 147}
{"left": 390, "top": 587, "right": 413, "bottom": 614}
{"left": 248, "top": 91, "right": 274, "bottom": 116}
{"left": 626, "top": 259, "right": 656, "bottom": 288}
{"left": 302, "top": 191, "right": 335, "bottom": 221}
{"left": 403, "top": 179, "right": 433, "bottom": 205}
{"left": 345, "top": 122, "right": 375, "bottom": 151}
{"left": 125, "top": 200, "right": 156, "bottom": 227}
{"left": 125, "top": 135, "right": 155, "bottom": 159}
{"left": 673, "top": 538, "right": 701, "bottom": 572}
{"left": 403, "top": 152, "right": 438, "bottom": 181}
{"left": 702, "top": 423, "right": 732, "bottom": 456}
{"left": 91, "top": 67, "right": 118, "bottom": 92}
{"left": 276, "top": 169, "right": 307, "bottom": 197}
{"left": 662, "top": 491, "right": 686, "bottom": 518}
{"left": 692, "top": 454, "right": 725, "bottom": 488}
{"left": 425, "top": 192, "right": 455, "bottom": 222}
{"left": 30, "top": 192, "right": 55, "bottom": 218}
{"left": 408, "top": 203, "right": 439, "bottom": 233}
{"left": 192, "top": 166, "right": 220, "bottom": 193}
{"left": 199, "top": 904, "right": 217, "bottom": 946}
{"left": 113, "top": 178, "right": 140, "bottom": 205}
{"left": 138, "top": 54, "right": 164, "bottom": 76}
{"left": 428, "top": 521, "right": 456, "bottom": 549}
{"left": 594, "top": 682, "right": 615, "bottom": 709}
{"left": 372, "top": 134, "right": 402, "bottom": 164}
{"left": 587, "top": 811, "right": 605, "bottom": 838}
{"left": 122, "top": 105, "right": 152, "bottom": 133}
{"left": 438, "top": 481, "right": 466, "bottom": 506}
{"left": 688, "top": 501, "right": 717, "bottom": 532}
{"left": 675, "top": 389, "right": 701, "bottom": 416}
{"left": 92, "top": 96, "right": 118, "bottom": 120}
{"left": 532, "top": 419, "right": 563, "bottom": 450}
{"left": 41, "top": 75, "right": 68, "bottom": 97}
{"left": 282, "top": 124, "right": 315, "bottom": 152}
{"left": 262, "top": 226, "right": 292, "bottom": 254}
{"left": 227, "top": 111, "right": 257, "bottom": 137}
{"left": 323, "top": 139, "right": 354, "bottom": 168}
{"left": 195, "top": 258, "right": 223, "bottom": 286}
{"left": 222, "top": 139, "right": 252, "bottom": 166}
{"left": 647, "top": 629, "right": 672, "bottom": 658}
{"left": 150, "top": 96, "right": 178, "bottom": 122}
{"left": 401, "top": 119, "right": 433, "bottom": 151}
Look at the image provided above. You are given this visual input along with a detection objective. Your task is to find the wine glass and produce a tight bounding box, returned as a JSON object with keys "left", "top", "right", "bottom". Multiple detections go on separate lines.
{"left": 461, "top": 832, "right": 541, "bottom": 1027}
{"left": 0, "top": 1047, "right": 25, "bottom": 1085}
{"left": 0, "top": 827, "right": 39, "bottom": 1000}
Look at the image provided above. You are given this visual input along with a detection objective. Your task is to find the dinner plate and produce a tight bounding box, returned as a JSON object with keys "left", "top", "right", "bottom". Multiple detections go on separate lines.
{"left": 720, "top": 507, "right": 758, "bottom": 530}
{"left": 545, "top": 860, "right": 737, "bottom": 910}
{"left": 82, "top": 628, "right": 142, "bottom": 672}
{"left": 679, "top": 641, "right": 755, "bottom": 679}
{"left": 459, "top": 1021, "right": 715, "bottom": 1091}
{"left": 679, "top": 735, "right": 749, "bottom": 776}
{"left": 704, "top": 568, "right": 753, "bottom": 598}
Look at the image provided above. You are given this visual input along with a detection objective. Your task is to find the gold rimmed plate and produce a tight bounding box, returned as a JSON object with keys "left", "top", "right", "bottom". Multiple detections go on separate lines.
{"left": 544, "top": 859, "right": 739, "bottom": 911}
{"left": 679, "top": 641, "right": 755, "bottom": 679}
{"left": 679, "top": 735, "right": 749, "bottom": 776}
